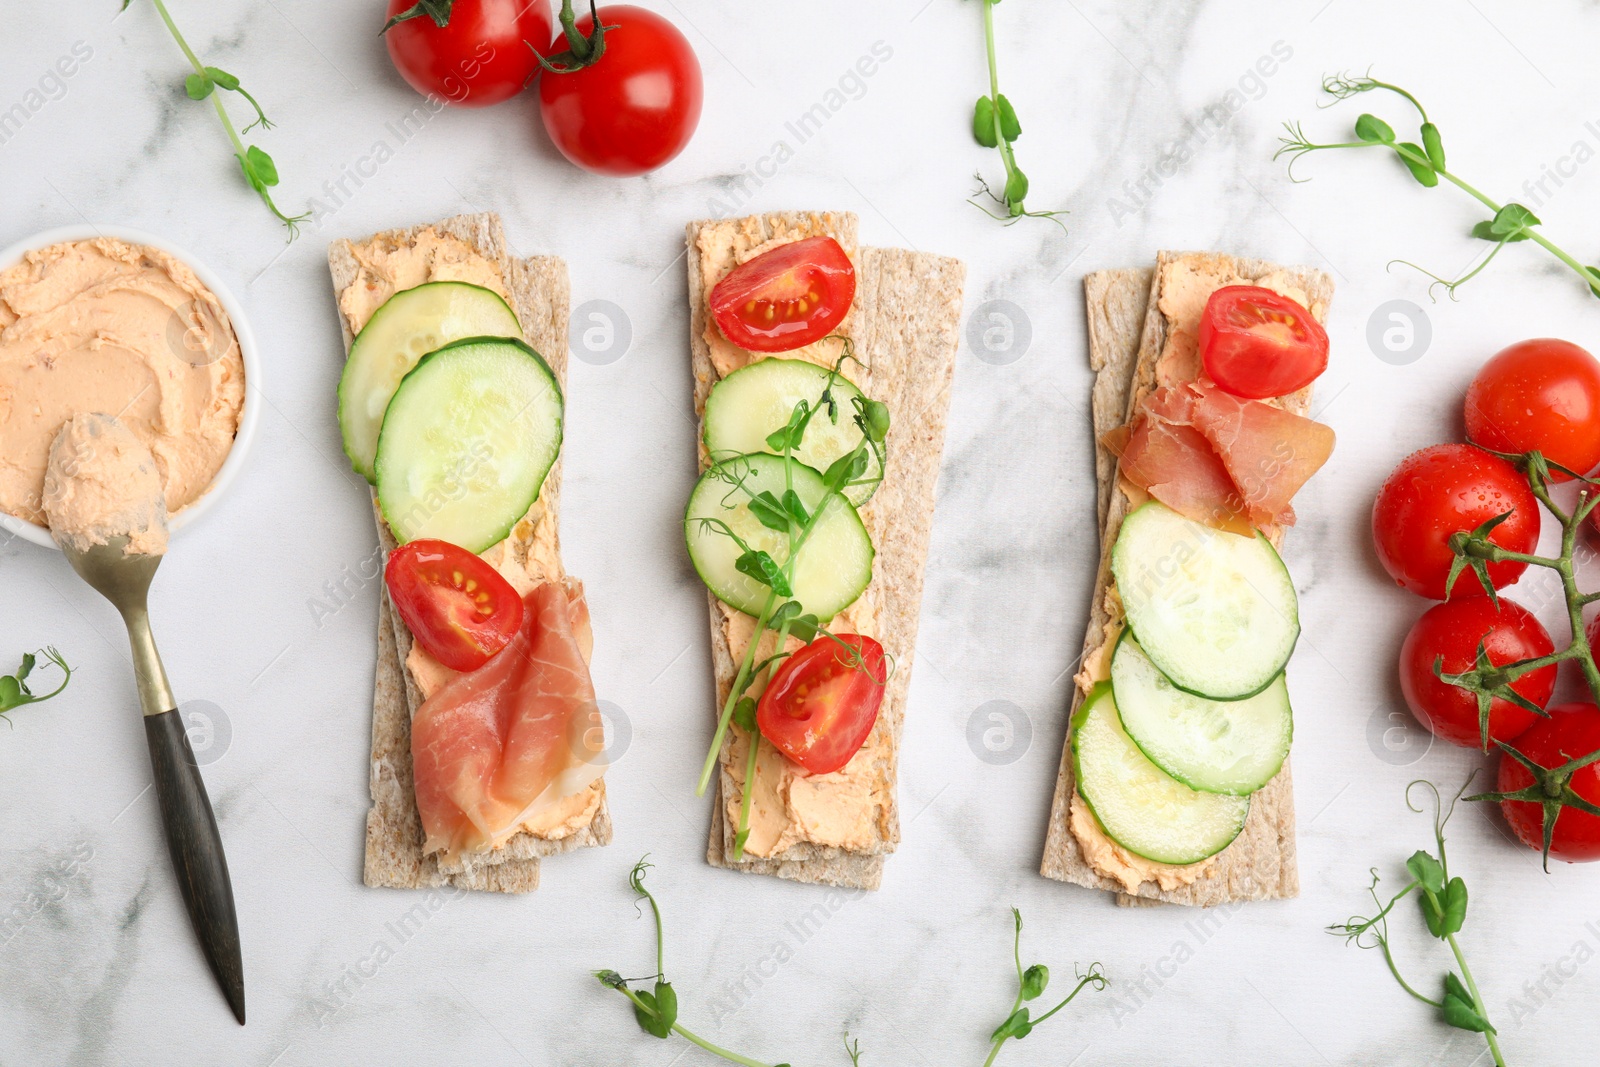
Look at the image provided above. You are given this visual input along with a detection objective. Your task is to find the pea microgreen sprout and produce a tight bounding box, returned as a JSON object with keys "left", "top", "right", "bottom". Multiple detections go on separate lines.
{"left": 0, "top": 648, "right": 72, "bottom": 726}
{"left": 125, "top": 0, "right": 308, "bottom": 239}
{"left": 691, "top": 344, "right": 894, "bottom": 859}
{"left": 983, "top": 908, "right": 1105, "bottom": 1067}
{"left": 1277, "top": 71, "right": 1600, "bottom": 300}
{"left": 598, "top": 858, "right": 853, "bottom": 1067}
{"left": 967, "top": 0, "right": 1064, "bottom": 229}
{"left": 1330, "top": 780, "right": 1505, "bottom": 1067}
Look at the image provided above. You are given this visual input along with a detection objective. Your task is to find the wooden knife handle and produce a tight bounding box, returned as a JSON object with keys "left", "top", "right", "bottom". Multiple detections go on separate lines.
{"left": 144, "top": 708, "right": 246, "bottom": 1025}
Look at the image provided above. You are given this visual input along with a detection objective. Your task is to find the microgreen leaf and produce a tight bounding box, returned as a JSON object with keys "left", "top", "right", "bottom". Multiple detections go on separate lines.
{"left": 780, "top": 489, "right": 809, "bottom": 527}
{"left": 651, "top": 980, "right": 678, "bottom": 1035}
{"left": 1405, "top": 850, "right": 1444, "bottom": 895}
{"left": 633, "top": 988, "right": 668, "bottom": 1038}
{"left": 1421, "top": 122, "right": 1446, "bottom": 169}
{"left": 184, "top": 72, "right": 214, "bottom": 100}
{"left": 0, "top": 648, "right": 72, "bottom": 721}
{"left": 735, "top": 551, "right": 792, "bottom": 597}
{"left": 203, "top": 66, "right": 240, "bottom": 90}
{"left": 787, "top": 613, "right": 822, "bottom": 644}
{"left": 973, "top": 96, "right": 998, "bottom": 147}
{"left": 1020, "top": 964, "right": 1048, "bottom": 1001}
{"left": 990, "top": 1007, "right": 1032, "bottom": 1041}
{"left": 859, "top": 398, "right": 891, "bottom": 443}
{"left": 1470, "top": 203, "right": 1539, "bottom": 243}
{"left": 823, "top": 448, "right": 869, "bottom": 495}
{"left": 1354, "top": 113, "right": 1395, "bottom": 143}
{"left": 1442, "top": 977, "right": 1496, "bottom": 1035}
{"left": 1423, "top": 877, "right": 1468, "bottom": 939}
{"left": 732, "top": 697, "right": 757, "bottom": 733}
{"left": 996, "top": 93, "right": 1021, "bottom": 141}
{"left": 1396, "top": 143, "right": 1438, "bottom": 187}
{"left": 245, "top": 144, "right": 279, "bottom": 187}
{"left": 748, "top": 491, "right": 792, "bottom": 533}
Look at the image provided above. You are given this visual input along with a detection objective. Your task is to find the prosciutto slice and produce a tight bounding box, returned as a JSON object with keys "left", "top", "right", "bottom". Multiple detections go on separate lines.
{"left": 411, "top": 580, "right": 606, "bottom": 860}
{"left": 1106, "top": 381, "right": 1334, "bottom": 533}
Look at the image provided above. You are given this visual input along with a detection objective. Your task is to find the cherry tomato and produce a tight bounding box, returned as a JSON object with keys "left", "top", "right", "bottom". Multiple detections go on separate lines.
{"left": 383, "top": 0, "right": 552, "bottom": 107}
{"left": 1197, "top": 285, "right": 1329, "bottom": 400}
{"left": 1465, "top": 339, "right": 1600, "bottom": 482}
{"left": 1496, "top": 702, "right": 1600, "bottom": 863}
{"left": 385, "top": 539, "right": 524, "bottom": 672}
{"left": 1371, "top": 444, "right": 1540, "bottom": 600}
{"left": 757, "top": 634, "right": 887, "bottom": 775}
{"left": 709, "top": 237, "right": 856, "bottom": 353}
{"left": 537, "top": 6, "right": 702, "bottom": 176}
{"left": 1399, "top": 596, "right": 1555, "bottom": 749}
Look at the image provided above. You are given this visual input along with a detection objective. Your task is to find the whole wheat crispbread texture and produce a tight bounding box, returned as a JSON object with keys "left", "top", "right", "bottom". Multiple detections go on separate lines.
{"left": 1040, "top": 251, "right": 1334, "bottom": 906}
{"left": 329, "top": 212, "right": 611, "bottom": 893}
{"left": 689, "top": 213, "right": 966, "bottom": 890}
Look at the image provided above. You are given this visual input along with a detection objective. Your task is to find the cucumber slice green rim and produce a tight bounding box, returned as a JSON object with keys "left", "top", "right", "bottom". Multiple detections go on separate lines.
{"left": 703, "top": 357, "right": 884, "bottom": 507}
{"left": 375, "top": 336, "right": 562, "bottom": 554}
{"left": 1110, "top": 631, "right": 1292, "bottom": 796}
{"left": 339, "top": 281, "right": 523, "bottom": 483}
{"left": 1111, "top": 501, "right": 1300, "bottom": 701}
{"left": 1072, "top": 683, "right": 1251, "bottom": 866}
{"left": 684, "top": 451, "right": 874, "bottom": 621}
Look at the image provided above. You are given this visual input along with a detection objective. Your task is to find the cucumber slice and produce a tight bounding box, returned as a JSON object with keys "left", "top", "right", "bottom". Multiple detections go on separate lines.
{"left": 703, "top": 358, "right": 883, "bottom": 506}
{"left": 684, "top": 452, "right": 873, "bottom": 620}
{"left": 375, "top": 337, "right": 562, "bottom": 553}
{"left": 339, "top": 282, "right": 523, "bottom": 482}
{"left": 1111, "top": 633, "right": 1292, "bottom": 795}
{"left": 1072, "top": 684, "right": 1250, "bottom": 865}
{"left": 1111, "top": 501, "right": 1300, "bottom": 700}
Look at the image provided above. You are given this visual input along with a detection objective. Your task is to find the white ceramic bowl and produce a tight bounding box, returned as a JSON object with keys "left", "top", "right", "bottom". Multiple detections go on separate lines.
{"left": 0, "top": 225, "right": 260, "bottom": 551}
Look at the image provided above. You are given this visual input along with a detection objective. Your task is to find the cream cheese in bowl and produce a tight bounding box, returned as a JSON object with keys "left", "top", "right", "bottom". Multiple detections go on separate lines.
{"left": 0, "top": 226, "right": 258, "bottom": 549}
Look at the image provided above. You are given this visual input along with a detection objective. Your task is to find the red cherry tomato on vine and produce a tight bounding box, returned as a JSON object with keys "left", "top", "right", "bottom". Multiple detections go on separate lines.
{"left": 710, "top": 237, "right": 856, "bottom": 353}
{"left": 757, "top": 635, "right": 886, "bottom": 776}
{"left": 383, "top": 0, "right": 553, "bottom": 107}
{"left": 537, "top": 5, "right": 703, "bottom": 176}
{"left": 1399, "top": 596, "right": 1555, "bottom": 749}
{"left": 1465, "top": 339, "right": 1600, "bottom": 482}
{"left": 1371, "top": 444, "right": 1540, "bottom": 600}
{"left": 1197, "top": 285, "right": 1329, "bottom": 400}
{"left": 385, "top": 539, "right": 524, "bottom": 672}
{"left": 1496, "top": 702, "right": 1600, "bottom": 863}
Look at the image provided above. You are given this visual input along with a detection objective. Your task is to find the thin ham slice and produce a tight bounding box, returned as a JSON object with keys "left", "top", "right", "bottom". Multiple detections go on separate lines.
{"left": 411, "top": 580, "right": 606, "bottom": 860}
{"left": 1106, "top": 382, "right": 1334, "bottom": 533}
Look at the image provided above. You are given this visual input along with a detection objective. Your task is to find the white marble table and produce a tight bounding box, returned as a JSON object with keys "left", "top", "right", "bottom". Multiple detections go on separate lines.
{"left": 5, "top": 1, "right": 1600, "bottom": 1063}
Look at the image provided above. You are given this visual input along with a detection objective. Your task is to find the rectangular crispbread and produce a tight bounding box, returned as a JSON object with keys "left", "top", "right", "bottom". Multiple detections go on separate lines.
{"left": 329, "top": 213, "right": 611, "bottom": 894}
{"left": 689, "top": 212, "right": 965, "bottom": 890}
{"left": 1041, "top": 251, "right": 1334, "bottom": 906}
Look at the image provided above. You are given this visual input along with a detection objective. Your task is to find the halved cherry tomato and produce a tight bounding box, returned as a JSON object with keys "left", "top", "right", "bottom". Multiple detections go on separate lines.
{"left": 1198, "top": 285, "right": 1329, "bottom": 400}
{"left": 385, "top": 539, "right": 524, "bottom": 672}
{"left": 1465, "top": 338, "right": 1600, "bottom": 482}
{"left": 1371, "top": 443, "right": 1540, "bottom": 600}
{"left": 757, "top": 634, "right": 886, "bottom": 775}
{"left": 1399, "top": 596, "right": 1555, "bottom": 749}
{"left": 709, "top": 237, "right": 856, "bottom": 353}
